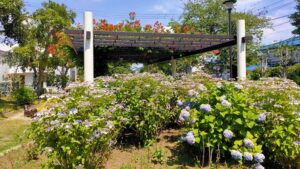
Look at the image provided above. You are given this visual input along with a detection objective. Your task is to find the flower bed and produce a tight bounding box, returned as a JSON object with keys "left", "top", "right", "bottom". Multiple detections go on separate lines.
{"left": 29, "top": 73, "right": 300, "bottom": 168}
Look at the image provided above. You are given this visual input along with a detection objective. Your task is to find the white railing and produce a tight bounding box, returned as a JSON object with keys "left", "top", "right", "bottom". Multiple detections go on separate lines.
{"left": 0, "top": 81, "right": 12, "bottom": 97}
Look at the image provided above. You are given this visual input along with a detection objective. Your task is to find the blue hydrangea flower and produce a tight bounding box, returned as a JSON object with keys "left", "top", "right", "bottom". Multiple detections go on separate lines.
{"left": 234, "top": 83, "right": 243, "bottom": 90}
{"left": 179, "top": 109, "right": 190, "bottom": 122}
{"left": 254, "top": 153, "right": 265, "bottom": 163}
{"left": 45, "top": 147, "right": 53, "bottom": 153}
{"left": 106, "top": 120, "right": 114, "bottom": 129}
{"left": 244, "top": 139, "right": 254, "bottom": 148}
{"left": 188, "top": 90, "right": 197, "bottom": 98}
{"left": 74, "top": 119, "right": 82, "bottom": 125}
{"left": 185, "top": 131, "right": 195, "bottom": 145}
{"left": 176, "top": 100, "right": 183, "bottom": 107}
{"left": 223, "top": 129, "right": 233, "bottom": 139}
{"left": 257, "top": 113, "right": 267, "bottom": 122}
{"left": 253, "top": 163, "right": 265, "bottom": 169}
{"left": 220, "top": 95, "right": 226, "bottom": 102}
{"left": 244, "top": 152, "right": 253, "bottom": 161}
{"left": 200, "top": 104, "right": 212, "bottom": 113}
{"left": 231, "top": 150, "right": 242, "bottom": 161}
{"left": 58, "top": 112, "right": 67, "bottom": 117}
{"left": 197, "top": 84, "right": 207, "bottom": 92}
{"left": 221, "top": 100, "right": 231, "bottom": 107}
{"left": 92, "top": 129, "right": 101, "bottom": 138}
{"left": 294, "top": 141, "right": 300, "bottom": 146}
{"left": 191, "top": 118, "right": 196, "bottom": 124}
{"left": 69, "top": 108, "right": 78, "bottom": 115}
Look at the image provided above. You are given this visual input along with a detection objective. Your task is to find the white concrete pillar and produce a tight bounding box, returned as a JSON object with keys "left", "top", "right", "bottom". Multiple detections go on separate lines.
{"left": 84, "top": 11, "right": 94, "bottom": 82}
{"left": 237, "top": 20, "right": 246, "bottom": 81}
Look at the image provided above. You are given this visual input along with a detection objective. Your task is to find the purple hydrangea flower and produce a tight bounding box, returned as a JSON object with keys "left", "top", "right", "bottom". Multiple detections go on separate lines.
{"left": 244, "top": 152, "right": 253, "bottom": 161}
{"left": 223, "top": 129, "right": 233, "bottom": 139}
{"left": 188, "top": 90, "right": 196, "bottom": 98}
{"left": 294, "top": 141, "right": 300, "bottom": 146}
{"left": 244, "top": 139, "right": 254, "bottom": 148}
{"left": 221, "top": 100, "right": 232, "bottom": 107}
{"left": 200, "top": 104, "right": 212, "bottom": 113}
{"left": 254, "top": 153, "right": 265, "bottom": 163}
{"left": 92, "top": 129, "right": 101, "bottom": 138}
{"left": 69, "top": 108, "right": 78, "bottom": 115}
{"left": 220, "top": 95, "right": 226, "bottom": 101}
{"left": 45, "top": 147, "right": 53, "bottom": 153}
{"left": 257, "top": 113, "right": 267, "bottom": 122}
{"left": 234, "top": 83, "right": 243, "bottom": 90}
{"left": 74, "top": 119, "right": 82, "bottom": 125}
{"left": 253, "top": 163, "right": 265, "bottom": 169}
{"left": 58, "top": 112, "right": 67, "bottom": 117}
{"left": 293, "top": 141, "right": 300, "bottom": 146}
{"left": 176, "top": 100, "right": 183, "bottom": 107}
{"left": 191, "top": 118, "right": 196, "bottom": 124}
{"left": 231, "top": 150, "right": 243, "bottom": 161}
{"left": 197, "top": 84, "right": 207, "bottom": 92}
{"left": 185, "top": 131, "right": 195, "bottom": 145}
{"left": 106, "top": 120, "right": 114, "bottom": 129}
{"left": 179, "top": 109, "right": 190, "bottom": 122}
{"left": 83, "top": 120, "right": 92, "bottom": 128}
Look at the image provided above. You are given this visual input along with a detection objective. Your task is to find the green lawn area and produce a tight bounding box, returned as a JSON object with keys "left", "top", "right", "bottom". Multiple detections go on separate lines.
{"left": 0, "top": 97, "right": 20, "bottom": 119}
{"left": 0, "top": 119, "right": 31, "bottom": 153}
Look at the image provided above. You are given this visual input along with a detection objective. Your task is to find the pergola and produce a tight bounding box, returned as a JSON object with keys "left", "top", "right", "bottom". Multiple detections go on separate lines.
{"left": 65, "top": 12, "right": 249, "bottom": 82}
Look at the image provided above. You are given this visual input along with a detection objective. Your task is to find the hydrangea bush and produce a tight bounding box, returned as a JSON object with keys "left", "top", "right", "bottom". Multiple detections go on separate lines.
{"left": 29, "top": 83, "right": 120, "bottom": 168}
{"left": 109, "top": 74, "right": 176, "bottom": 145}
{"left": 29, "top": 73, "right": 300, "bottom": 168}
{"left": 177, "top": 82, "right": 264, "bottom": 166}
{"left": 29, "top": 73, "right": 177, "bottom": 168}
{"left": 177, "top": 76, "right": 300, "bottom": 168}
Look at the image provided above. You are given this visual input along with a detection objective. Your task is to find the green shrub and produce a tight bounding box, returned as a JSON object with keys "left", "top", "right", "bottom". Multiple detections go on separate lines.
{"left": 178, "top": 78, "right": 300, "bottom": 168}
{"left": 288, "top": 63, "right": 300, "bottom": 85}
{"left": 248, "top": 68, "right": 261, "bottom": 80}
{"left": 265, "top": 66, "right": 283, "bottom": 77}
{"left": 29, "top": 85, "right": 120, "bottom": 168}
{"left": 178, "top": 82, "right": 263, "bottom": 167}
{"left": 12, "top": 86, "right": 36, "bottom": 106}
{"left": 110, "top": 75, "right": 176, "bottom": 145}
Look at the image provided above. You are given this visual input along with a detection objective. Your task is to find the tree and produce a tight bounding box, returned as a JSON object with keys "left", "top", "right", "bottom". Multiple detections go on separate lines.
{"left": 290, "top": 0, "right": 300, "bottom": 35}
{"left": 0, "top": 0, "right": 27, "bottom": 43}
{"left": 175, "top": 0, "right": 270, "bottom": 76}
{"left": 6, "top": 0, "right": 76, "bottom": 95}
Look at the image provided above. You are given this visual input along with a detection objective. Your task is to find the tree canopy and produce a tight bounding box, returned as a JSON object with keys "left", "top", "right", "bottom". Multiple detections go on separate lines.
{"left": 290, "top": 0, "right": 300, "bottom": 35}
{"left": 0, "top": 0, "right": 27, "bottom": 43}
{"left": 6, "top": 0, "right": 76, "bottom": 94}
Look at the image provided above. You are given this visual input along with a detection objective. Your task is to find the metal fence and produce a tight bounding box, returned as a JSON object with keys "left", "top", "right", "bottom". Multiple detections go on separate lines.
{"left": 0, "top": 82, "right": 12, "bottom": 97}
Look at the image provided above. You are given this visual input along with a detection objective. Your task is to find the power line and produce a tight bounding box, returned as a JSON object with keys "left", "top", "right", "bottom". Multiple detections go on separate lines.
{"left": 251, "top": 0, "right": 284, "bottom": 11}
{"left": 266, "top": 2, "right": 294, "bottom": 13}
{"left": 254, "top": 1, "right": 294, "bottom": 16}
{"left": 270, "top": 14, "right": 292, "bottom": 21}
{"left": 267, "top": 28, "right": 294, "bottom": 35}
{"left": 273, "top": 21, "right": 291, "bottom": 27}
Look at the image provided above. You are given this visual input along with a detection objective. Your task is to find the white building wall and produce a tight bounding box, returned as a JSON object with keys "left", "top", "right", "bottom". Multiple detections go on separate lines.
{"left": 0, "top": 57, "right": 10, "bottom": 82}
{"left": 24, "top": 73, "right": 34, "bottom": 87}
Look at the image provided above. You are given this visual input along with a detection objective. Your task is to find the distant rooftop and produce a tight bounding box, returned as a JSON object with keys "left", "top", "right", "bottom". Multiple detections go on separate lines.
{"left": 261, "top": 37, "right": 300, "bottom": 50}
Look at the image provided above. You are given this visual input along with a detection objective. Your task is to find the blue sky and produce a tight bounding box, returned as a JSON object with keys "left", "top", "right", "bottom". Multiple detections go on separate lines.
{"left": 23, "top": 0, "right": 297, "bottom": 45}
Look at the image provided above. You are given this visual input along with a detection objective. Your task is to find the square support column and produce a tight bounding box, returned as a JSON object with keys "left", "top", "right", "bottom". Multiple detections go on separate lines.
{"left": 237, "top": 20, "right": 246, "bottom": 81}
{"left": 84, "top": 11, "right": 94, "bottom": 82}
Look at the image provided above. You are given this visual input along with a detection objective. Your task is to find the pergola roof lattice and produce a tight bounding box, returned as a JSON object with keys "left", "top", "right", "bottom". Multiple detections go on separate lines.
{"left": 65, "top": 30, "right": 251, "bottom": 63}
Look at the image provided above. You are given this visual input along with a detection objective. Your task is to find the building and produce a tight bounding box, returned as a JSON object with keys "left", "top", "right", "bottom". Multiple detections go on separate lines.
{"left": 261, "top": 37, "right": 300, "bottom": 67}
{"left": 0, "top": 43, "right": 77, "bottom": 88}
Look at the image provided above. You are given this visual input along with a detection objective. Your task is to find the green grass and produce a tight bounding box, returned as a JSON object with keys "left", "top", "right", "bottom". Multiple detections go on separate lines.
{"left": 0, "top": 119, "right": 30, "bottom": 152}
{"left": 0, "top": 97, "right": 20, "bottom": 118}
